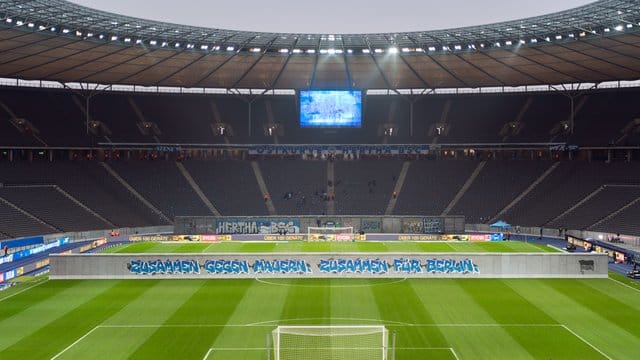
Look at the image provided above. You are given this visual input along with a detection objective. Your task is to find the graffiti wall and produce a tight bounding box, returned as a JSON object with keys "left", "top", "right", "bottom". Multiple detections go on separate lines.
{"left": 50, "top": 253, "right": 607, "bottom": 279}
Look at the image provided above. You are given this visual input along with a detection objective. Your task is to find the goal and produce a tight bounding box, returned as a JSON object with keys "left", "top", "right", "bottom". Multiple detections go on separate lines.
{"left": 307, "top": 226, "right": 354, "bottom": 241}
{"left": 272, "top": 325, "right": 389, "bottom": 360}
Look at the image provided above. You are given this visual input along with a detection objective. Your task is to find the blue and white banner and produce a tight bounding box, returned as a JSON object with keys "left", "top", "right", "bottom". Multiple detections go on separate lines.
{"left": 248, "top": 144, "right": 430, "bottom": 155}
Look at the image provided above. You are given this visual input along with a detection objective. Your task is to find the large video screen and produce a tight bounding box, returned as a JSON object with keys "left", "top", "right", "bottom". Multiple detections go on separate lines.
{"left": 299, "top": 90, "right": 362, "bottom": 128}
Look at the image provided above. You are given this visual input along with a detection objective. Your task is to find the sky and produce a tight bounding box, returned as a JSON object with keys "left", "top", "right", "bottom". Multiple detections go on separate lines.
{"left": 70, "top": 0, "right": 595, "bottom": 34}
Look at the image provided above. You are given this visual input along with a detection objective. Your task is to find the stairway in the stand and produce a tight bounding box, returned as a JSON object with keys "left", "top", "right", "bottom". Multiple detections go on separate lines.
{"left": 251, "top": 161, "right": 276, "bottom": 215}
{"left": 385, "top": 161, "right": 411, "bottom": 215}
{"left": 100, "top": 162, "right": 172, "bottom": 224}
{"left": 490, "top": 162, "right": 560, "bottom": 223}
{"left": 441, "top": 161, "right": 485, "bottom": 216}
{"left": 326, "top": 161, "right": 336, "bottom": 215}
{"left": 175, "top": 162, "right": 220, "bottom": 216}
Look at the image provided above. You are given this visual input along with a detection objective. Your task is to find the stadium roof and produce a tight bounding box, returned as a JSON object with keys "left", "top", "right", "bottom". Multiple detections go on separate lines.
{"left": 0, "top": 0, "right": 639, "bottom": 90}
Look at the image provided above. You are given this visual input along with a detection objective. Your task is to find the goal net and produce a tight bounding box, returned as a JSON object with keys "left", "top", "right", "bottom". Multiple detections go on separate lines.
{"left": 307, "top": 226, "right": 354, "bottom": 241}
{"left": 272, "top": 325, "right": 388, "bottom": 360}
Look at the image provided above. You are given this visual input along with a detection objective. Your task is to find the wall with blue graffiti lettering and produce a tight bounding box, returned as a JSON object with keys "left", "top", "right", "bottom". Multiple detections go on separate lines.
{"left": 214, "top": 219, "right": 301, "bottom": 234}
{"left": 50, "top": 253, "right": 607, "bottom": 279}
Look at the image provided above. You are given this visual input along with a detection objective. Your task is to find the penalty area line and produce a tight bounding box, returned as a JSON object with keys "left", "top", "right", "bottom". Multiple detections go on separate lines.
{"left": 50, "top": 325, "right": 100, "bottom": 360}
{"left": 561, "top": 324, "right": 612, "bottom": 360}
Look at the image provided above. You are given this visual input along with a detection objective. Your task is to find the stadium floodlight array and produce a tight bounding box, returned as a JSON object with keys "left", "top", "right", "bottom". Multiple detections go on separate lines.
{"left": 307, "top": 226, "right": 354, "bottom": 241}
{"left": 272, "top": 325, "right": 389, "bottom": 360}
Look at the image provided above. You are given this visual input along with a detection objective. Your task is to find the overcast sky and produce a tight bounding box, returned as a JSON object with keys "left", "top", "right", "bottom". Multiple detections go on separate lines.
{"left": 70, "top": 0, "right": 594, "bottom": 34}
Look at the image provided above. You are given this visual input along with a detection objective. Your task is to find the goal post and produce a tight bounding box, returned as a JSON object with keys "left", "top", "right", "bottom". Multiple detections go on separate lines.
{"left": 307, "top": 226, "right": 354, "bottom": 241}
{"left": 272, "top": 325, "right": 389, "bottom": 360}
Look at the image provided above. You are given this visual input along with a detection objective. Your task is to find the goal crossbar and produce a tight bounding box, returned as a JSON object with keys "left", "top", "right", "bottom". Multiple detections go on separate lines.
{"left": 272, "top": 325, "right": 388, "bottom": 360}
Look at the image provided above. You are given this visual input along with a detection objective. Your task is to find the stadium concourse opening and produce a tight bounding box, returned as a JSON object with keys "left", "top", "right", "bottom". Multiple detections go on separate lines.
{"left": 0, "top": 0, "right": 640, "bottom": 359}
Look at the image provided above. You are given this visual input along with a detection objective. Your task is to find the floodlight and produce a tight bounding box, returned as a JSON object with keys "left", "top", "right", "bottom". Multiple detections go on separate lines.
{"left": 200, "top": 45, "right": 209, "bottom": 50}
{"left": 62, "top": 29, "right": 70, "bottom": 34}
{"left": 5, "top": 18, "right": 12, "bottom": 23}
{"left": 347, "top": 49, "right": 353, "bottom": 54}
{"left": 614, "top": 25, "right": 624, "bottom": 31}
{"left": 226, "top": 46, "right": 235, "bottom": 51}
{"left": 335, "top": 49, "right": 343, "bottom": 54}
{"left": 124, "top": 37, "right": 131, "bottom": 43}
{"left": 519, "top": 39, "right": 525, "bottom": 44}
{"left": 362, "top": 49, "right": 370, "bottom": 54}
{"left": 505, "top": 41, "right": 512, "bottom": 46}
{"left": 16, "top": 20, "right": 23, "bottom": 26}
{"left": 428, "top": 46, "right": 436, "bottom": 51}
{"left": 454, "top": 45, "right": 462, "bottom": 50}
{"left": 50, "top": 27, "right": 56, "bottom": 32}
{"left": 388, "top": 47, "right": 399, "bottom": 54}
{"left": 401, "top": 48, "right": 410, "bottom": 53}
{"left": 135, "top": 39, "right": 142, "bottom": 44}
{"left": 213, "top": 46, "right": 220, "bottom": 50}
{"left": 416, "top": 47, "right": 424, "bottom": 52}
{"left": 38, "top": 25, "right": 46, "bottom": 31}
{"left": 250, "top": 47, "right": 261, "bottom": 52}
{"left": 579, "top": 32, "right": 586, "bottom": 37}
{"left": 627, "top": 24, "right": 633, "bottom": 28}
{"left": 320, "top": 49, "right": 328, "bottom": 54}
{"left": 292, "top": 49, "right": 302, "bottom": 53}
{"left": 149, "top": 40, "right": 157, "bottom": 45}
{"left": 327, "top": 48, "right": 336, "bottom": 54}
{"left": 279, "top": 48, "right": 289, "bottom": 53}
{"left": 568, "top": 33, "right": 575, "bottom": 38}
{"left": 161, "top": 42, "right": 168, "bottom": 47}
{"left": 174, "top": 43, "right": 181, "bottom": 48}
{"left": 306, "top": 49, "right": 316, "bottom": 54}
{"left": 545, "top": 36, "right": 551, "bottom": 41}
{"left": 495, "top": 42, "right": 501, "bottom": 47}
{"left": 604, "top": 28, "right": 611, "bottom": 32}
{"left": 27, "top": 23, "right": 34, "bottom": 28}
{"left": 374, "top": 48, "right": 384, "bottom": 53}
{"left": 530, "top": 38, "right": 537, "bottom": 43}
{"left": 75, "top": 31, "right": 82, "bottom": 37}
{"left": 111, "top": 35, "right": 118, "bottom": 41}
{"left": 555, "top": 35, "right": 562, "bottom": 40}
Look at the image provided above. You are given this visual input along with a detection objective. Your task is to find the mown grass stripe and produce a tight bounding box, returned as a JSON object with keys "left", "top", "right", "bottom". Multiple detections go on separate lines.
{"left": 0, "top": 280, "right": 120, "bottom": 352}
{"left": 458, "top": 279, "right": 562, "bottom": 359}
{"left": 504, "top": 279, "right": 631, "bottom": 359}
{"left": 546, "top": 279, "right": 640, "bottom": 337}
{"left": 409, "top": 278, "right": 536, "bottom": 359}
{"left": 370, "top": 278, "right": 450, "bottom": 355}
{"left": 278, "top": 278, "right": 330, "bottom": 324}
{"left": 104, "top": 240, "right": 553, "bottom": 254}
{"left": 126, "top": 279, "right": 253, "bottom": 359}
{"left": 207, "top": 279, "right": 291, "bottom": 352}
{"left": 0, "top": 280, "right": 155, "bottom": 359}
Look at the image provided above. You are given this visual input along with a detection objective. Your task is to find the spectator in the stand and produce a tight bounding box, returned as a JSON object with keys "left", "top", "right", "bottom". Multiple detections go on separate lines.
{"left": 3, "top": 244, "right": 8, "bottom": 256}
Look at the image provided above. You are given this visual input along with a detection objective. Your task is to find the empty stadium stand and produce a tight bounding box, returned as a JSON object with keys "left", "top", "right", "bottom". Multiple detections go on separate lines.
{"left": 182, "top": 159, "right": 269, "bottom": 216}
{"left": 260, "top": 159, "right": 327, "bottom": 215}
{"left": 2, "top": 87, "right": 638, "bottom": 146}
{"left": 333, "top": 159, "right": 403, "bottom": 215}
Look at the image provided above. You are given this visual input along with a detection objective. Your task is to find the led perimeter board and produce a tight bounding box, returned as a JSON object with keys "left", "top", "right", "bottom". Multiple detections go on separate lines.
{"left": 299, "top": 90, "right": 362, "bottom": 128}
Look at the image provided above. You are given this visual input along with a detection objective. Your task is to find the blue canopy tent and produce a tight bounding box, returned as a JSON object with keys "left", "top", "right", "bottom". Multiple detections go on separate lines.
{"left": 489, "top": 220, "right": 511, "bottom": 229}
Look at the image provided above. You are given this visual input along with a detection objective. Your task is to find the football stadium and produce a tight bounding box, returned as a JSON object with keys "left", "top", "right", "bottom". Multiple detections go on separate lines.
{"left": 0, "top": 0, "right": 640, "bottom": 358}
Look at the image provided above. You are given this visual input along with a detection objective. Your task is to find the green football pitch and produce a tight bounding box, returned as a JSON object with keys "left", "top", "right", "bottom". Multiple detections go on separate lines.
{"left": 0, "top": 241, "right": 639, "bottom": 359}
